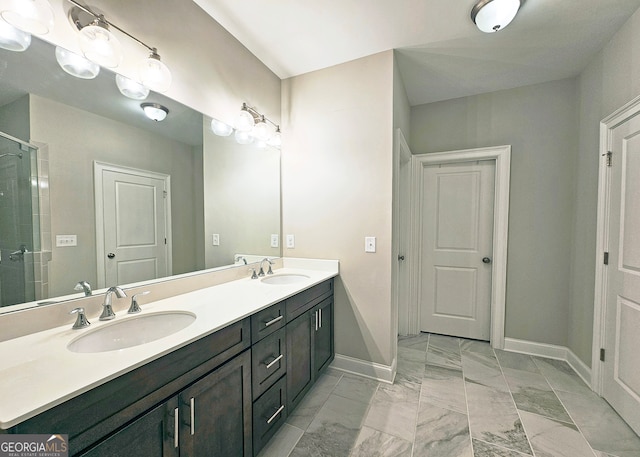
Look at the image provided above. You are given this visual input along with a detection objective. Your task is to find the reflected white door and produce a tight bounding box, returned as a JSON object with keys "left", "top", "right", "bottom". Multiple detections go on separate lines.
{"left": 95, "top": 164, "right": 170, "bottom": 288}
{"left": 602, "top": 112, "right": 640, "bottom": 433}
{"left": 419, "top": 160, "right": 495, "bottom": 340}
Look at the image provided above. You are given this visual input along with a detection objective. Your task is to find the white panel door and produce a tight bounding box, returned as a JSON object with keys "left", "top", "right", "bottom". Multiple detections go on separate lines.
{"left": 99, "top": 168, "right": 169, "bottom": 287}
{"left": 603, "top": 112, "right": 640, "bottom": 433}
{"left": 420, "top": 160, "right": 495, "bottom": 340}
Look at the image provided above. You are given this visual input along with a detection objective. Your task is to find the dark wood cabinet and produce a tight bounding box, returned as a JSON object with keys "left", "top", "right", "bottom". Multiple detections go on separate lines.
{"left": 313, "top": 297, "right": 334, "bottom": 377}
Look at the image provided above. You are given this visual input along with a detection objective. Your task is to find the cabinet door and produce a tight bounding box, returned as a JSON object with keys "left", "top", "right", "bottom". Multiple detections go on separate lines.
{"left": 286, "top": 311, "right": 313, "bottom": 412}
{"left": 313, "top": 297, "right": 334, "bottom": 377}
{"left": 79, "top": 397, "right": 179, "bottom": 457}
{"left": 180, "top": 350, "right": 252, "bottom": 457}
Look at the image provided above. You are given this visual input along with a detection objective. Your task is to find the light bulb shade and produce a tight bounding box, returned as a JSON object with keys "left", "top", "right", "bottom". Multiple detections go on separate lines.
{"left": 252, "top": 119, "right": 270, "bottom": 142}
{"left": 267, "top": 129, "right": 282, "bottom": 149}
{"left": 235, "top": 109, "right": 255, "bottom": 132}
{"left": 141, "top": 103, "right": 168, "bottom": 122}
{"left": 55, "top": 46, "right": 100, "bottom": 79}
{"left": 0, "top": 0, "right": 54, "bottom": 35}
{"left": 138, "top": 53, "right": 172, "bottom": 93}
{"left": 79, "top": 23, "right": 123, "bottom": 68}
{"left": 211, "top": 119, "right": 233, "bottom": 136}
{"left": 116, "top": 74, "right": 149, "bottom": 100}
{"left": 0, "top": 19, "right": 30, "bottom": 51}
{"left": 471, "top": 0, "right": 520, "bottom": 33}
{"left": 234, "top": 129, "right": 254, "bottom": 145}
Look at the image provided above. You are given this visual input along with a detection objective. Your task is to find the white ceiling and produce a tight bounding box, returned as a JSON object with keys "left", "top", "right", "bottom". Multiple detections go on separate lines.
{"left": 194, "top": 0, "right": 640, "bottom": 106}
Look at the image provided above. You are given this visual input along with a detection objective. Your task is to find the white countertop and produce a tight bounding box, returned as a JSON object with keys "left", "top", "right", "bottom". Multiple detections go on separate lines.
{"left": 0, "top": 259, "right": 338, "bottom": 429}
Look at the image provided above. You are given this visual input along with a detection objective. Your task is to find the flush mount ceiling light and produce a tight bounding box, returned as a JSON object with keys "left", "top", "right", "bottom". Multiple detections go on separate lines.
{"left": 141, "top": 103, "right": 168, "bottom": 122}
{"left": 0, "top": 0, "right": 54, "bottom": 35}
{"left": 0, "top": 19, "right": 31, "bottom": 51}
{"left": 471, "top": 0, "right": 521, "bottom": 33}
{"left": 116, "top": 74, "right": 149, "bottom": 100}
{"left": 55, "top": 46, "right": 100, "bottom": 79}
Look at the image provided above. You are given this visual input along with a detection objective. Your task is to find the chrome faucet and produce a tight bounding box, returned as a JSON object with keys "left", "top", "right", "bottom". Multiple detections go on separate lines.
{"left": 249, "top": 268, "right": 258, "bottom": 279}
{"left": 258, "top": 258, "right": 274, "bottom": 276}
{"left": 99, "top": 286, "right": 127, "bottom": 321}
{"left": 74, "top": 280, "right": 92, "bottom": 296}
{"left": 128, "top": 291, "right": 150, "bottom": 314}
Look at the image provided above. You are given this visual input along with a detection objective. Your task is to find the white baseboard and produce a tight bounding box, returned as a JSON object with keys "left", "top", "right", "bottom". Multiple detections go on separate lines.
{"left": 330, "top": 354, "right": 396, "bottom": 384}
{"left": 503, "top": 337, "right": 592, "bottom": 388}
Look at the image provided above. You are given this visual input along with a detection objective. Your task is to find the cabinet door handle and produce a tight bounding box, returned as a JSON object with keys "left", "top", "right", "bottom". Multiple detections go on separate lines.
{"left": 266, "top": 405, "right": 285, "bottom": 424}
{"left": 264, "top": 354, "right": 284, "bottom": 370}
{"left": 314, "top": 310, "right": 318, "bottom": 331}
{"left": 264, "top": 315, "right": 283, "bottom": 327}
{"left": 190, "top": 397, "right": 195, "bottom": 435}
{"left": 319, "top": 308, "right": 322, "bottom": 329}
{"left": 173, "top": 407, "right": 179, "bottom": 448}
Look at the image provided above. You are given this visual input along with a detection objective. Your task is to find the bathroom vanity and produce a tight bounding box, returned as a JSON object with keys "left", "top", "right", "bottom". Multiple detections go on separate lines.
{"left": 0, "top": 261, "right": 337, "bottom": 456}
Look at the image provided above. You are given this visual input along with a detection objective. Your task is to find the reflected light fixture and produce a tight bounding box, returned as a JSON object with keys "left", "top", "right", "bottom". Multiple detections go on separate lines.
{"left": 471, "top": 0, "right": 520, "bottom": 33}
{"left": 211, "top": 119, "right": 233, "bottom": 137}
{"left": 0, "top": 19, "right": 30, "bottom": 51}
{"left": 55, "top": 46, "right": 100, "bottom": 79}
{"left": 0, "top": 0, "right": 54, "bottom": 35}
{"left": 116, "top": 74, "right": 149, "bottom": 100}
{"left": 141, "top": 103, "right": 168, "bottom": 122}
{"left": 234, "top": 129, "right": 253, "bottom": 145}
{"left": 138, "top": 47, "right": 172, "bottom": 93}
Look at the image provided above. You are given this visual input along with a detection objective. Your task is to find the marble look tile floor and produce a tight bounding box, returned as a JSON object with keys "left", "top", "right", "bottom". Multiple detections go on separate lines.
{"left": 257, "top": 333, "right": 640, "bottom": 457}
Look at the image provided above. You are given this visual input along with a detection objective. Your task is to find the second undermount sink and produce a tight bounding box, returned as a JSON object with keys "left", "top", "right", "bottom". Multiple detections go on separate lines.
{"left": 67, "top": 311, "right": 196, "bottom": 353}
{"left": 261, "top": 274, "right": 311, "bottom": 285}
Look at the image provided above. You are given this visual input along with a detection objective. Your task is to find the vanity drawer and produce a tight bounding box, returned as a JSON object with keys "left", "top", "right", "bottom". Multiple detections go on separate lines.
{"left": 251, "top": 300, "right": 285, "bottom": 343}
{"left": 252, "top": 327, "right": 286, "bottom": 398}
{"left": 285, "top": 279, "right": 333, "bottom": 321}
{"left": 253, "top": 376, "right": 287, "bottom": 456}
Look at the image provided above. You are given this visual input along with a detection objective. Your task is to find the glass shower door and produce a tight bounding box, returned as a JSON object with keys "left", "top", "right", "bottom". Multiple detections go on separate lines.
{"left": 0, "top": 132, "right": 38, "bottom": 308}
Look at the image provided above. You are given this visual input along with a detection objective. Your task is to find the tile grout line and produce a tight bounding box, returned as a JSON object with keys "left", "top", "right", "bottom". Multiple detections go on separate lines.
{"left": 409, "top": 333, "right": 430, "bottom": 457}
{"left": 492, "top": 347, "right": 537, "bottom": 456}
{"left": 458, "top": 337, "right": 476, "bottom": 457}
{"left": 530, "top": 357, "right": 600, "bottom": 457}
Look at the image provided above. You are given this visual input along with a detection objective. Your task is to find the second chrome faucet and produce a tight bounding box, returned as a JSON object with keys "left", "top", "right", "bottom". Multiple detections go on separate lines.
{"left": 99, "top": 286, "right": 127, "bottom": 321}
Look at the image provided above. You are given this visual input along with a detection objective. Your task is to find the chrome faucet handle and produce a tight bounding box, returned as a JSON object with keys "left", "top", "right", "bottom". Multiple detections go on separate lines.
{"left": 69, "top": 307, "right": 90, "bottom": 329}
{"left": 100, "top": 286, "right": 127, "bottom": 320}
{"left": 249, "top": 268, "right": 258, "bottom": 279}
{"left": 128, "top": 291, "right": 150, "bottom": 314}
{"left": 74, "top": 280, "right": 92, "bottom": 296}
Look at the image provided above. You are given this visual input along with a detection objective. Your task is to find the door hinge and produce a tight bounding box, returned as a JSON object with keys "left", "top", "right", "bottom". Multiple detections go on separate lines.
{"left": 165, "top": 238, "right": 167, "bottom": 245}
{"left": 604, "top": 252, "right": 609, "bottom": 265}
{"left": 600, "top": 348, "right": 606, "bottom": 362}
{"left": 163, "top": 190, "right": 167, "bottom": 198}
{"left": 603, "top": 151, "right": 612, "bottom": 167}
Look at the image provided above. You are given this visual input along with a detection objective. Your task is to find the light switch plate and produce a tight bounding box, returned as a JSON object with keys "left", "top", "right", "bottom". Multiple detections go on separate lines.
{"left": 56, "top": 235, "right": 77, "bottom": 247}
{"left": 365, "top": 236, "right": 376, "bottom": 253}
{"left": 212, "top": 234, "right": 220, "bottom": 246}
{"left": 286, "top": 234, "right": 295, "bottom": 249}
{"left": 270, "top": 234, "right": 279, "bottom": 248}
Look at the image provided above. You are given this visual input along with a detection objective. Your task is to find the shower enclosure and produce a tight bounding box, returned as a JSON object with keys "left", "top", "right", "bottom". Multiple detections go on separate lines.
{"left": 0, "top": 131, "right": 39, "bottom": 308}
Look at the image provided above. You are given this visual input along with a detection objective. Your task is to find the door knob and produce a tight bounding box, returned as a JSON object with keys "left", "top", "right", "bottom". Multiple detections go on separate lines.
{"left": 398, "top": 255, "right": 405, "bottom": 261}
{"left": 107, "top": 253, "right": 116, "bottom": 259}
{"left": 482, "top": 257, "right": 491, "bottom": 264}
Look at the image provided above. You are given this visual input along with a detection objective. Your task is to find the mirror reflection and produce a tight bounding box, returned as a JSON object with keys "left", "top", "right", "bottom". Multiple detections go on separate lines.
{"left": 0, "top": 36, "right": 281, "bottom": 313}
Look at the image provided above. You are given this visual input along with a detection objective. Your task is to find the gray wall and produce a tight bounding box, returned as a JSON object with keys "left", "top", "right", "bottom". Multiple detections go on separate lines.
{"left": 410, "top": 78, "right": 579, "bottom": 349}
{"left": 29, "top": 95, "right": 200, "bottom": 298}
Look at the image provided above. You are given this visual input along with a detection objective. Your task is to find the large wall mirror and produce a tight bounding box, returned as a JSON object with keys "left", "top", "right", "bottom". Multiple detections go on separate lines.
{"left": 0, "top": 36, "right": 281, "bottom": 314}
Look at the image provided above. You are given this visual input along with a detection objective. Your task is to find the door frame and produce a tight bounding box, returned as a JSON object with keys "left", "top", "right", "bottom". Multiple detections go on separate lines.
{"left": 94, "top": 161, "right": 172, "bottom": 289}
{"left": 592, "top": 94, "right": 640, "bottom": 394}
{"left": 410, "top": 145, "right": 511, "bottom": 349}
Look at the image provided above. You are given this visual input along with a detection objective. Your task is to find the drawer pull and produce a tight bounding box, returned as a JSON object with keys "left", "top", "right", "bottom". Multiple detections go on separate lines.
{"left": 264, "top": 354, "right": 284, "bottom": 370}
{"left": 264, "top": 315, "right": 283, "bottom": 327}
{"left": 266, "top": 405, "right": 285, "bottom": 424}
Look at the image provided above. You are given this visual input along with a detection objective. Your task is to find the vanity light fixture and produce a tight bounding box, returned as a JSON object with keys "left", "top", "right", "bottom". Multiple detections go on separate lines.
{"left": 211, "top": 119, "right": 233, "bottom": 137}
{"left": 471, "top": 0, "right": 521, "bottom": 33}
{"left": 116, "top": 74, "right": 149, "bottom": 100}
{"left": 0, "top": 19, "right": 31, "bottom": 51}
{"left": 66, "top": 0, "right": 172, "bottom": 91}
{"left": 268, "top": 126, "right": 282, "bottom": 149}
{"left": 0, "top": 0, "right": 54, "bottom": 36}
{"left": 252, "top": 115, "right": 270, "bottom": 142}
{"left": 232, "top": 103, "right": 282, "bottom": 148}
{"left": 55, "top": 46, "right": 100, "bottom": 79}
{"left": 141, "top": 103, "right": 168, "bottom": 122}
{"left": 235, "top": 103, "right": 256, "bottom": 132}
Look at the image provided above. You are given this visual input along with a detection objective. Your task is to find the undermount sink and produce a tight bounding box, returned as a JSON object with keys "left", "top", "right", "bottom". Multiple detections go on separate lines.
{"left": 261, "top": 274, "right": 311, "bottom": 285}
{"left": 67, "top": 311, "right": 196, "bottom": 353}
